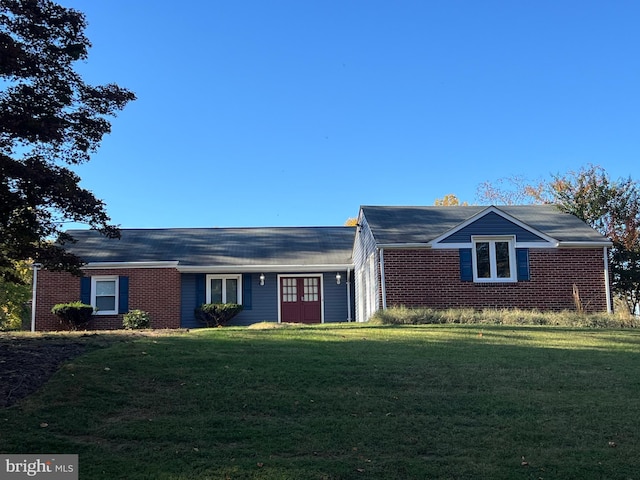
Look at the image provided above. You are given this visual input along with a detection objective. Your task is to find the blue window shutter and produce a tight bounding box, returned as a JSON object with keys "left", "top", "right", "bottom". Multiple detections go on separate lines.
{"left": 243, "top": 274, "right": 252, "bottom": 310}
{"left": 460, "top": 248, "right": 473, "bottom": 281}
{"left": 195, "top": 274, "right": 206, "bottom": 307}
{"left": 516, "top": 248, "right": 530, "bottom": 281}
{"left": 80, "top": 277, "right": 91, "bottom": 304}
{"left": 118, "top": 276, "right": 129, "bottom": 313}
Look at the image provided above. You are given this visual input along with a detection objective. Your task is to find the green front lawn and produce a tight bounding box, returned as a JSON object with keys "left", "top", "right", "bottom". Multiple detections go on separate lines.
{"left": 2, "top": 324, "right": 640, "bottom": 479}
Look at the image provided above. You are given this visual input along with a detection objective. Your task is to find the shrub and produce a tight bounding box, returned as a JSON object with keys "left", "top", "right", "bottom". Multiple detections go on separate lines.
{"left": 195, "top": 303, "right": 243, "bottom": 327}
{"left": 51, "top": 302, "right": 94, "bottom": 330}
{"left": 123, "top": 309, "right": 151, "bottom": 329}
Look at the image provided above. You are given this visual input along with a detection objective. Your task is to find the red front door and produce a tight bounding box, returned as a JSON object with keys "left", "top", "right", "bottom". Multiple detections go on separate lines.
{"left": 280, "top": 276, "right": 322, "bottom": 324}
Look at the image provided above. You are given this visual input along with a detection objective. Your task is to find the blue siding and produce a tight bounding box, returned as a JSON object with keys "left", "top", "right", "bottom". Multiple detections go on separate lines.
{"left": 229, "top": 273, "right": 278, "bottom": 326}
{"left": 322, "top": 272, "right": 351, "bottom": 323}
{"left": 441, "top": 212, "right": 547, "bottom": 243}
{"left": 180, "top": 274, "right": 199, "bottom": 328}
{"left": 195, "top": 274, "right": 205, "bottom": 306}
{"left": 180, "top": 271, "right": 352, "bottom": 327}
{"left": 181, "top": 273, "right": 279, "bottom": 327}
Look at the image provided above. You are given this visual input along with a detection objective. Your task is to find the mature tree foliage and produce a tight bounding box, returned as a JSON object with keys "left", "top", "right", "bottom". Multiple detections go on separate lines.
{"left": 0, "top": 0, "right": 135, "bottom": 281}
{"left": 476, "top": 175, "right": 551, "bottom": 205}
{"left": 0, "top": 260, "right": 30, "bottom": 330}
{"left": 434, "top": 194, "right": 468, "bottom": 206}
{"left": 552, "top": 166, "right": 640, "bottom": 314}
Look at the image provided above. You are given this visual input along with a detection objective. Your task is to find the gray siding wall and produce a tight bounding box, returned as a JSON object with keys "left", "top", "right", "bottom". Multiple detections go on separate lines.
{"left": 353, "top": 214, "right": 377, "bottom": 270}
{"left": 441, "top": 212, "right": 547, "bottom": 243}
{"left": 353, "top": 212, "right": 380, "bottom": 322}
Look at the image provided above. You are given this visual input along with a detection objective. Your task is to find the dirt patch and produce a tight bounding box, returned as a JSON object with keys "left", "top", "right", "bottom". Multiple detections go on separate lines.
{"left": 0, "top": 330, "right": 183, "bottom": 408}
{"left": 247, "top": 322, "right": 300, "bottom": 329}
{"left": 0, "top": 338, "right": 88, "bottom": 407}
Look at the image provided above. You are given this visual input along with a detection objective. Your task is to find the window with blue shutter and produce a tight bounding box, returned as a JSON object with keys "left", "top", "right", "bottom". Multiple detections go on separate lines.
{"left": 80, "top": 277, "right": 91, "bottom": 304}
{"left": 82, "top": 276, "right": 129, "bottom": 315}
{"left": 516, "top": 248, "right": 530, "bottom": 281}
{"left": 118, "top": 276, "right": 129, "bottom": 313}
{"left": 461, "top": 246, "right": 529, "bottom": 283}
{"left": 243, "top": 274, "right": 252, "bottom": 310}
{"left": 459, "top": 248, "right": 473, "bottom": 281}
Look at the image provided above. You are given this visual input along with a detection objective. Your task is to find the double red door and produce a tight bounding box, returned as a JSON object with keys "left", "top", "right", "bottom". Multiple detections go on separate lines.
{"left": 280, "top": 276, "right": 322, "bottom": 324}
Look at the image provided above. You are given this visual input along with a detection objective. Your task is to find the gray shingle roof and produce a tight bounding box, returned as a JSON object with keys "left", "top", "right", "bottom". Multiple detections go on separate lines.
{"left": 361, "top": 205, "right": 611, "bottom": 245}
{"left": 64, "top": 227, "right": 356, "bottom": 267}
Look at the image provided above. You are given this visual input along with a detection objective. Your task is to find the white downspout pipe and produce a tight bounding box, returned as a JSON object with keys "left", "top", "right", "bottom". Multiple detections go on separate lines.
{"left": 346, "top": 268, "right": 352, "bottom": 322}
{"left": 603, "top": 246, "right": 612, "bottom": 313}
{"left": 379, "top": 248, "right": 387, "bottom": 310}
{"left": 31, "top": 263, "right": 42, "bottom": 332}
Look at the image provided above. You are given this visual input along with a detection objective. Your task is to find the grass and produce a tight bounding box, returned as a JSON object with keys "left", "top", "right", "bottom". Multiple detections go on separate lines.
{"left": 2, "top": 324, "right": 640, "bottom": 479}
{"left": 370, "top": 306, "right": 640, "bottom": 328}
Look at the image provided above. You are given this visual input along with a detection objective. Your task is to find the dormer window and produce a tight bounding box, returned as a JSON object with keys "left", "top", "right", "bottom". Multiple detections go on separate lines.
{"left": 472, "top": 236, "right": 517, "bottom": 282}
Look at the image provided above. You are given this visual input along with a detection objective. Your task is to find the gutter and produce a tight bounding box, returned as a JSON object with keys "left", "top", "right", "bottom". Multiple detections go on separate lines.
{"left": 557, "top": 241, "right": 613, "bottom": 248}
{"left": 83, "top": 261, "right": 180, "bottom": 269}
{"left": 177, "top": 264, "right": 354, "bottom": 273}
{"left": 375, "top": 243, "right": 431, "bottom": 250}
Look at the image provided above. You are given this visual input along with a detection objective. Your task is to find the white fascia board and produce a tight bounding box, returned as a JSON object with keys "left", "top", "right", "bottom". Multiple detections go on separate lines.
{"left": 375, "top": 243, "right": 431, "bottom": 249}
{"left": 432, "top": 241, "right": 612, "bottom": 249}
{"left": 558, "top": 241, "right": 613, "bottom": 248}
{"left": 514, "top": 242, "right": 558, "bottom": 249}
{"left": 82, "top": 261, "right": 180, "bottom": 270}
{"left": 176, "top": 264, "right": 354, "bottom": 273}
{"left": 429, "top": 205, "right": 559, "bottom": 246}
{"left": 431, "top": 241, "right": 559, "bottom": 249}
{"left": 429, "top": 242, "right": 470, "bottom": 249}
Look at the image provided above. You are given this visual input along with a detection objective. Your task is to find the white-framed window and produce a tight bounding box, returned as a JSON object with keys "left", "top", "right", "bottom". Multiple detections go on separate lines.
{"left": 206, "top": 274, "right": 242, "bottom": 304}
{"left": 472, "top": 236, "right": 517, "bottom": 282}
{"left": 91, "top": 276, "right": 119, "bottom": 315}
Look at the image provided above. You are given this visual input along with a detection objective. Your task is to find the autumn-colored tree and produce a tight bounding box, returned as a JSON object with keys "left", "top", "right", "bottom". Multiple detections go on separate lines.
{"left": 434, "top": 194, "right": 468, "bottom": 206}
{"left": 476, "top": 175, "right": 551, "bottom": 205}
{"left": 478, "top": 166, "right": 640, "bottom": 314}
{"left": 344, "top": 217, "right": 359, "bottom": 226}
{"left": 552, "top": 165, "right": 640, "bottom": 314}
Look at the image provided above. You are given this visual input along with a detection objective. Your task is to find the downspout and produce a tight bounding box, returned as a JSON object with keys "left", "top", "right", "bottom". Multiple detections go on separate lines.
{"left": 603, "top": 246, "right": 612, "bottom": 313}
{"left": 30, "top": 263, "right": 42, "bottom": 332}
{"left": 379, "top": 248, "right": 387, "bottom": 310}
{"left": 346, "top": 268, "right": 352, "bottom": 322}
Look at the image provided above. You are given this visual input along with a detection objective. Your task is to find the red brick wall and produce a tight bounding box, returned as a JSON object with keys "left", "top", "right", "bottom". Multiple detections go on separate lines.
{"left": 382, "top": 248, "right": 609, "bottom": 313}
{"left": 36, "top": 268, "right": 182, "bottom": 331}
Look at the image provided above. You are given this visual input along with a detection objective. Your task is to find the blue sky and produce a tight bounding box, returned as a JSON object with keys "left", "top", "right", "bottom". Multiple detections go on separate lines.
{"left": 60, "top": 0, "right": 639, "bottom": 228}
